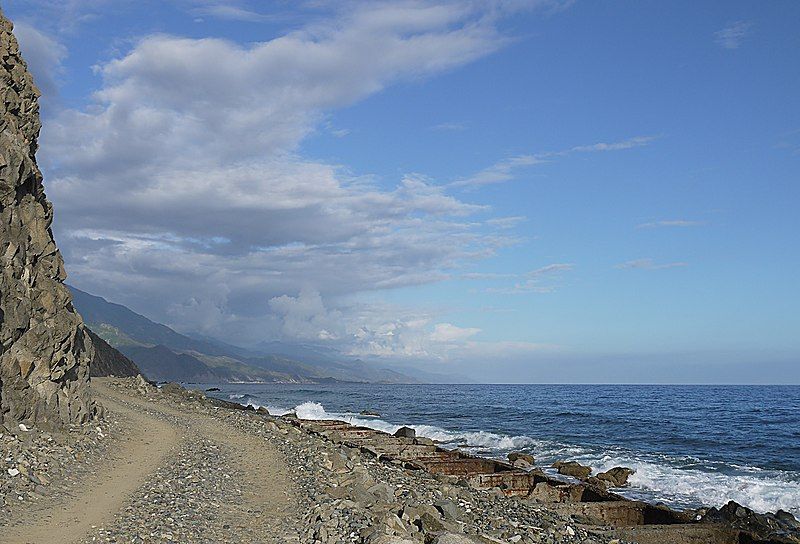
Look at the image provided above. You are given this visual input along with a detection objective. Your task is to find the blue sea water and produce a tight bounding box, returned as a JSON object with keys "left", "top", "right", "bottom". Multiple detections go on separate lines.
{"left": 205, "top": 383, "right": 800, "bottom": 516}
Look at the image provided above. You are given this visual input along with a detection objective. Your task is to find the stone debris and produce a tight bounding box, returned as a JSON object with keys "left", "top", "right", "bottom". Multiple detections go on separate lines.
{"left": 0, "top": 413, "right": 121, "bottom": 517}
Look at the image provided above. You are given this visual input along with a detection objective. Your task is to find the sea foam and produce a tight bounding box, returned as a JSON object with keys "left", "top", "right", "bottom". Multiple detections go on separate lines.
{"left": 284, "top": 400, "right": 800, "bottom": 516}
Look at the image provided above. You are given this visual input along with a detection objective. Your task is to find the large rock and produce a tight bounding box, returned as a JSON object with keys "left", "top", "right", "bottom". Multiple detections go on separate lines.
{"left": 394, "top": 426, "right": 416, "bottom": 438}
{"left": 0, "top": 10, "right": 97, "bottom": 427}
{"left": 702, "top": 501, "right": 800, "bottom": 543}
{"left": 507, "top": 451, "right": 535, "bottom": 469}
{"left": 552, "top": 460, "right": 592, "bottom": 480}
{"left": 596, "top": 466, "right": 634, "bottom": 487}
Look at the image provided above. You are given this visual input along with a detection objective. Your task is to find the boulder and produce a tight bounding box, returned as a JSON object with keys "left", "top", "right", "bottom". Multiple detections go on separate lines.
{"left": 360, "top": 409, "right": 381, "bottom": 417}
{"left": 552, "top": 460, "right": 592, "bottom": 480}
{"left": 702, "top": 501, "right": 800, "bottom": 542}
{"left": 160, "top": 382, "right": 186, "bottom": 396}
{"left": 528, "top": 482, "right": 569, "bottom": 503}
{"left": 394, "top": 426, "right": 416, "bottom": 438}
{"left": 596, "top": 466, "right": 634, "bottom": 487}
{"left": 434, "top": 499, "right": 462, "bottom": 521}
{"left": 0, "top": 9, "right": 97, "bottom": 428}
{"left": 507, "top": 452, "right": 535, "bottom": 469}
{"left": 135, "top": 374, "right": 156, "bottom": 395}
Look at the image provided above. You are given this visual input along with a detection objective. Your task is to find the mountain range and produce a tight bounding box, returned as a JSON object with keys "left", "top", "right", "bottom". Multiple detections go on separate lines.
{"left": 69, "top": 287, "right": 419, "bottom": 384}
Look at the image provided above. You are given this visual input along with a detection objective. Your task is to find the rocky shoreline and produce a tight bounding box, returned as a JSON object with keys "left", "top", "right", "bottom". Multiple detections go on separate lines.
{"left": 2, "top": 377, "right": 799, "bottom": 544}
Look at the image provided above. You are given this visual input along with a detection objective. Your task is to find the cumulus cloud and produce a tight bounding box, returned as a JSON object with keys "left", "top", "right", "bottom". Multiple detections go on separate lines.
{"left": 37, "top": 1, "right": 561, "bottom": 351}
{"left": 430, "top": 323, "right": 481, "bottom": 342}
{"left": 714, "top": 21, "right": 752, "bottom": 50}
{"left": 269, "top": 289, "right": 344, "bottom": 341}
{"left": 615, "top": 258, "right": 687, "bottom": 270}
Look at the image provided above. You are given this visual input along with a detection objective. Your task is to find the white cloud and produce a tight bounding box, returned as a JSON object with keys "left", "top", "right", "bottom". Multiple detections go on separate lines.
{"left": 430, "top": 323, "right": 481, "bottom": 342}
{"left": 615, "top": 258, "right": 687, "bottom": 270}
{"left": 485, "top": 216, "right": 526, "bottom": 229}
{"left": 636, "top": 219, "right": 704, "bottom": 229}
{"left": 452, "top": 154, "right": 541, "bottom": 187}
{"left": 487, "top": 262, "right": 573, "bottom": 294}
{"left": 12, "top": 21, "right": 67, "bottom": 98}
{"left": 190, "top": 3, "right": 276, "bottom": 23}
{"left": 452, "top": 135, "right": 658, "bottom": 188}
{"left": 10, "top": 0, "right": 119, "bottom": 34}
{"left": 39, "top": 1, "right": 564, "bottom": 349}
{"left": 714, "top": 21, "right": 752, "bottom": 50}
{"left": 268, "top": 289, "right": 344, "bottom": 341}
{"left": 568, "top": 135, "right": 657, "bottom": 153}
{"left": 430, "top": 121, "right": 467, "bottom": 131}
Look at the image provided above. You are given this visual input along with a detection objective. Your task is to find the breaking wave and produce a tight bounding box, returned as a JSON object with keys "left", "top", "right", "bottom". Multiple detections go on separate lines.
{"left": 216, "top": 394, "right": 800, "bottom": 517}
{"left": 293, "top": 401, "right": 536, "bottom": 450}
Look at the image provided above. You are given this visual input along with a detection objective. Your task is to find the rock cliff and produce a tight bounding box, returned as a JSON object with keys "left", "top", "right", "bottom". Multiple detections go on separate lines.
{"left": 87, "top": 329, "right": 141, "bottom": 379}
{"left": 0, "top": 10, "right": 97, "bottom": 427}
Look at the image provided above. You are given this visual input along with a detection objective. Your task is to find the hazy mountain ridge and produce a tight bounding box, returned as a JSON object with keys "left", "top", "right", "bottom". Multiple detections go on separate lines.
{"left": 68, "top": 286, "right": 419, "bottom": 384}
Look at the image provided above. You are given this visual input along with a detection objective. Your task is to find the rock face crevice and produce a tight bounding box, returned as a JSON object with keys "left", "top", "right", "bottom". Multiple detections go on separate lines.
{"left": 0, "top": 10, "right": 96, "bottom": 427}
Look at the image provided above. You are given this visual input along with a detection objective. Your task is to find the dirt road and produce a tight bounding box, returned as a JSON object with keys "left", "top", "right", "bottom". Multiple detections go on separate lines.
{"left": 0, "top": 379, "right": 298, "bottom": 544}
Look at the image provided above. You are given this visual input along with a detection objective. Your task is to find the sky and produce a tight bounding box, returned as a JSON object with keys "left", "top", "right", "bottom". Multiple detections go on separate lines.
{"left": 3, "top": 0, "right": 799, "bottom": 383}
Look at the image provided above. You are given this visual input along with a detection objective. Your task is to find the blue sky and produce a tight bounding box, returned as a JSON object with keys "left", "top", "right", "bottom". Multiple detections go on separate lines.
{"left": 4, "top": 0, "right": 799, "bottom": 382}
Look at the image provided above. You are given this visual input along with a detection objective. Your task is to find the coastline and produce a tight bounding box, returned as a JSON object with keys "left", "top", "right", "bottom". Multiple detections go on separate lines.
{"left": 3, "top": 377, "right": 799, "bottom": 544}
{"left": 210, "top": 381, "right": 800, "bottom": 518}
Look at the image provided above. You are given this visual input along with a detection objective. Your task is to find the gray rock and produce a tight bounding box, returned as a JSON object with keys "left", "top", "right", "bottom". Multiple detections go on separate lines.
{"left": 394, "top": 426, "right": 416, "bottom": 438}
{"left": 435, "top": 499, "right": 462, "bottom": 521}
{"left": 595, "top": 466, "right": 634, "bottom": 487}
{"left": 0, "top": 9, "right": 97, "bottom": 429}
{"left": 507, "top": 452, "right": 535, "bottom": 469}
{"left": 552, "top": 460, "right": 592, "bottom": 480}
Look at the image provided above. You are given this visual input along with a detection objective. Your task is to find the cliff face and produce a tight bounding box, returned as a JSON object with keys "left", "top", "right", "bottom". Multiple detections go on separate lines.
{"left": 87, "top": 329, "right": 141, "bottom": 379}
{"left": 0, "top": 11, "right": 96, "bottom": 427}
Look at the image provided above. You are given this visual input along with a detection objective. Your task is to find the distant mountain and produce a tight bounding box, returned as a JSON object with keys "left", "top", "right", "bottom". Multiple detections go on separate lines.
{"left": 70, "top": 288, "right": 228, "bottom": 355}
{"left": 246, "top": 341, "right": 421, "bottom": 383}
{"left": 68, "top": 286, "right": 420, "bottom": 384}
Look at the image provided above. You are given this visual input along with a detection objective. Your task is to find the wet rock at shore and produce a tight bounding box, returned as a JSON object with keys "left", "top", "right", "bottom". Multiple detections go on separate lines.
{"left": 596, "top": 466, "right": 634, "bottom": 487}
{"left": 360, "top": 410, "right": 381, "bottom": 417}
{"left": 552, "top": 460, "right": 592, "bottom": 480}
{"left": 393, "top": 426, "right": 416, "bottom": 438}
{"left": 508, "top": 452, "right": 535, "bottom": 469}
{"left": 702, "top": 501, "right": 800, "bottom": 543}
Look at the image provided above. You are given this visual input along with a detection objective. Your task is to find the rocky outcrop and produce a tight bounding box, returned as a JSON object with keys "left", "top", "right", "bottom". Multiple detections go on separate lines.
{"left": 393, "top": 426, "right": 416, "bottom": 438}
{"left": 86, "top": 329, "right": 141, "bottom": 378}
{"left": 508, "top": 452, "right": 535, "bottom": 469}
{"left": 552, "top": 460, "right": 592, "bottom": 480}
{"left": 596, "top": 466, "right": 634, "bottom": 488}
{"left": 702, "top": 501, "right": 800, "bottom": 543}
{"left": 0, "top": 11, "right": 96, "bottom": 427}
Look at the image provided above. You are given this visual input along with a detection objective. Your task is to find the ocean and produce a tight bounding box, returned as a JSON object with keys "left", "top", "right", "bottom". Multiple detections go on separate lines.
{"left": 205, "top": 383, "right": 800, "bottom": 516}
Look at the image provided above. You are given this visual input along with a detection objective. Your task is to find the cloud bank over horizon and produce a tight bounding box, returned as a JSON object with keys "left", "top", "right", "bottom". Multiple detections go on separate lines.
{"left": 8, "top": 0, "right": 799, "bottom": 382}
{"left": 18, "top": 1, "right": 567, "bottom": 363}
